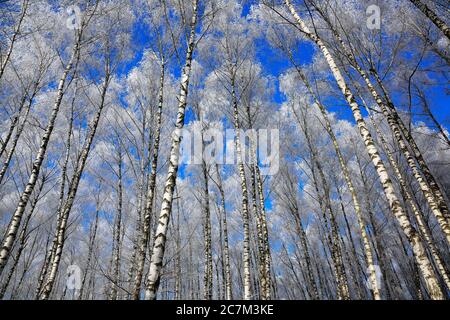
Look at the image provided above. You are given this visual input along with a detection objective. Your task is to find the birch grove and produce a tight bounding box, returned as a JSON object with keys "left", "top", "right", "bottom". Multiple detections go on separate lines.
{"left": 0, "top": 0, "right": 449, "bottom": 300}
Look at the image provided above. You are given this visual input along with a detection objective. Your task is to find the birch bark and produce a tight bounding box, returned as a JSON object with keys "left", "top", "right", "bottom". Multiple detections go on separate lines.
{"left": 0, "top": 29, "right": 83, "bottom": 275}
{"left": 0, "top": 0, "right": 29, "bottom": 82}
{"left": 284, "top": 0, "right": 444, "bottom": 299}
{"left": 39, "top": 72, "right": 110, "bottom": 300}
{"left": 144, "top": 0, "right": 198, "bottom": 299}
{"left": 132, "top": 62, "right": 165, "bottom": 300}
{"left": 409, "top": 0, "right": 450, "bottom": 40}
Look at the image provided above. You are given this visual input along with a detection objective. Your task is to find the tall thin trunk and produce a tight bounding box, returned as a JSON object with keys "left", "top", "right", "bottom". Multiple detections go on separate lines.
{"left": 255, "top": 155, "right": 272, "bottom": 299}
{"left": 0, "top": 173, "right": 45, "bottom": 299}
{"left": 316, "top": 3, "right": 450, "bottom": 245}
{"left": 0, "top": 83, "right": 39, "bottom": 185}
{"left": 284, "top": 0, "right": 444, "bottom": 299}
{"left": 37, "top": 82, "right": 78, "bottom": 294}
{"left": 290, "top": 60, "right": 381, "bottom": 299}
{"left": 213, "top": 164, "right": 233, "bottom": 300}
{"left": 292, "top": 104, "right": 349, "bottom": 299}
{"left": 174, "top": 191, "right": 182, "bottom": 300}
{"left": 110, "top": 146, "right": 123, "bottom": 300}
{"left": 371, "top": 70, "right": 450, "bottom": 222}
{"left": 144, "top": 0, "right": 198, "bottom": 300}
{"left": 39, "top": 71, "right": 110, "bottom": 300}
{"left": 132, "top": 62, "right": 165, "bottom": 299}
{"left": 78, "top": 208, "right": 99, "bottom": 300}
{"left": 0, "top": 0, "right": 29, "bottom": 82}
{"left": 0, "top": 92, "right": 28, "bottom": 161}
{"left": 229, "top": 71, "right": 252, "bottom": 300}
{"left": 201, "top": 156, "right": 213, "bottom": 300}
{"left": 0, "top": 29, "right": 83, "bottom": 275}
{"left": 409, "top": 0, "right": 450, "bottom": 39}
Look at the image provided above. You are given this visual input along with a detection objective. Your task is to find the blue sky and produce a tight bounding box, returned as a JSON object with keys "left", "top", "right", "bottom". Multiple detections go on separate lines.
{"left": 125, "top": 2, "right": 449, "bottom": 130}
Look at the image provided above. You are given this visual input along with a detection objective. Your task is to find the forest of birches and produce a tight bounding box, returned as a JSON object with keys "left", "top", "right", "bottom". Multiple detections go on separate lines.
{"left": 0, "top": 0, "right": 449, "bottom": 300}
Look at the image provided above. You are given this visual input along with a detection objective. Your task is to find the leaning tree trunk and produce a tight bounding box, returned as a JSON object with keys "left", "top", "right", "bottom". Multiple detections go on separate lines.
{"left": 322, "top": 19, "right": 450, "bottom": 246}
{"left": 284, "top": 0, "right": 444, "bottom": 299}
{"left": 0, "top": 29, "right": 83, "bottom": 275}
{"left": 36, "top": 83, "right": 78, "bottom": 297}
{"left": 291, "top": 62, "right": 381, "bottom": 299}
{"left": 132, "top": 61, "right": 165, "bottom": 300}
{"left": 0, "top": 173, "right": 45, "bottom": 299}
{"left": 0, "top": 0, "right": 29, "bottom": 82}
{"left": 360, "top": 96, "right": 450, "bottom": 292}
{"left": 409, "top": 0, "right": 450, "bottom": 40}
{"left": 39, "top": 72, "right": 110, "bottom": 300}
{"left": 144, "top": 0, "right": 198, "bottom": 300}
{"left": 371, "top": 70, "right": 450, "bottom": 223}
{"left": 0, "top": 83, "right": 40, "bottom": 185}
{"left": 293, "top": 104, "right": 349, "bottom": 299}
{"left": 0, "top": 91, "right": 28, "bottom": 161}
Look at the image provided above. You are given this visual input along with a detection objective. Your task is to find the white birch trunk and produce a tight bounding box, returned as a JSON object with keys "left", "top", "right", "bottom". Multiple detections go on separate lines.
{"left": 230, "top": 73, "right": 253, "bottom": 300}
{"left": 293, "top": 65, "right": 381, "bottom": 299}
{"left": 39, "top": 73, "right": 110, "bottom": 299}
{"left": 325, "top": 24, "right": 450, "bottom": 246}
{"left": 0, "top": 29, "right": 82, "bottom": 275}
{"left": 132, "top": 62, "right": 165, "bottom": 300}
{"left": 371, "top": 70, "right": 450, "bottom": 223}
{"left": 144, "top": 0, "right": 198, "bottom": 299}
{"left": 409, "top": 0, "right": 450, "bottom": 39}
{"left": 0, "top": 0, "right": 29, "bottom": 82}
{"left": 284, "top": 0, "right": 444, "bottom": 299}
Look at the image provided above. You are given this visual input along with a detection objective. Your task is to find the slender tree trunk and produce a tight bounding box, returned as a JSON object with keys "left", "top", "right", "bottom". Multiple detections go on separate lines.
{"left": 78, "top": 208, "right": 99, "bottom": 300}
{"left": 284, "top": 0, "right": 444, "bottom": 299}
{"left": 39, "top": 72, "right": 110, "bottom": 300}
{"left": 293, "top": 104, "right": 349, "bottom": 299}
{"left": 213, "top": 164, "right": 233, "bottom": 300}
{"left": 201, "top": 156, "right": 213, "bottom": 300}
{"left": 0, "top": 174, "right": 45, "bottom": 299}
{"left": 110, "top": 146, "right": 123, "bottom": 300}
{"left": 409, "top": 0, "right": 450, "bottom": 40}
{"left": 174, "top": 192, "right": 182, "bottom": 300}
{"left": 36, "top": 83, "right": 78, "bottom": 297}
{"left": 316, "top": 5, "right": 450, "bottom": 244}
{"left": 255, "top": 162, "right": 272, "bottom": 299}
{"left": 0, "top": 29, "right": 83, "bottom": 275}
{"left": 290, "top": 61, "right": 381, "bottom": 299}
{"left": 229, "top": 71, "right": 253, "bottom": 300}
{"left": 0, "top": 92, "right": 28, "bottom": 161}
{"left": 132, "top": 62, "right": 165, "bottom": 299}
{"left": 0, "top": 0, "right": 29, "bottom": 82}
{"left": 0, "top": 85, "right": 39, "bottom": 185}
{"left": 371, "top": 70, "right": 450, "bottom": 222}
{"left": 144, "top": 0, "right": 198, "bottom": 299}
